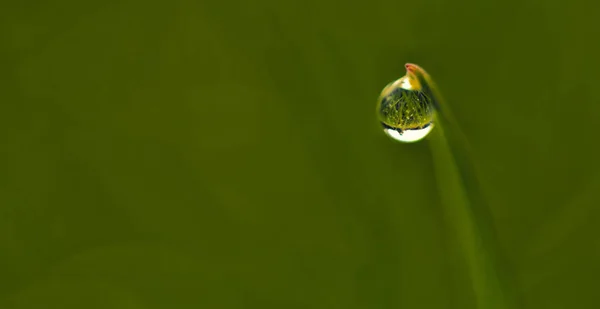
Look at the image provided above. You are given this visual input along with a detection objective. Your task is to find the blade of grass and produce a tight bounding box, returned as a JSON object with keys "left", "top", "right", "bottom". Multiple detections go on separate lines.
{"left": 426, "top": 79, "right": 518, "bottom": 309}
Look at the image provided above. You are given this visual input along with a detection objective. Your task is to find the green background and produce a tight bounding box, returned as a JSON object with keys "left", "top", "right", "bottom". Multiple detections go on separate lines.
{"left": 1, "top": 0, "right": 599, "bottom": 308}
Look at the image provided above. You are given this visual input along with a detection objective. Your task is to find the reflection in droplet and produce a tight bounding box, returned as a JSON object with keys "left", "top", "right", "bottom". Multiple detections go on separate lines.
{"left": 382, "top": 123, "right": 433, "bottom": 143}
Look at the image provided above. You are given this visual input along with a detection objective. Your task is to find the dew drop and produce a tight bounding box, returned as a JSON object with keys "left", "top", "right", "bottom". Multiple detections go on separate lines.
{"left": 377, "top": 65, "right": 436, "bottom": 143}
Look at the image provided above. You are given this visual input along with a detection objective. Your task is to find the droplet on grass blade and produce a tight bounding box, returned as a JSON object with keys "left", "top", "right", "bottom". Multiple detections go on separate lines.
{"left": 377, "top": 63, "right": 436, "bottom": 143}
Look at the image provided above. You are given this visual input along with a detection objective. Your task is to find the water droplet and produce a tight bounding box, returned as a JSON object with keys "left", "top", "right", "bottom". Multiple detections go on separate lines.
{"left": 377, "top": 64, "right": 436, "bottom": 143}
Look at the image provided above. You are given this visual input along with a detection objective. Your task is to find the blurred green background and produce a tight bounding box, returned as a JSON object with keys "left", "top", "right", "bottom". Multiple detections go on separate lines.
{"left": 1, "top": 0, "right": 599, "bottom": 308}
